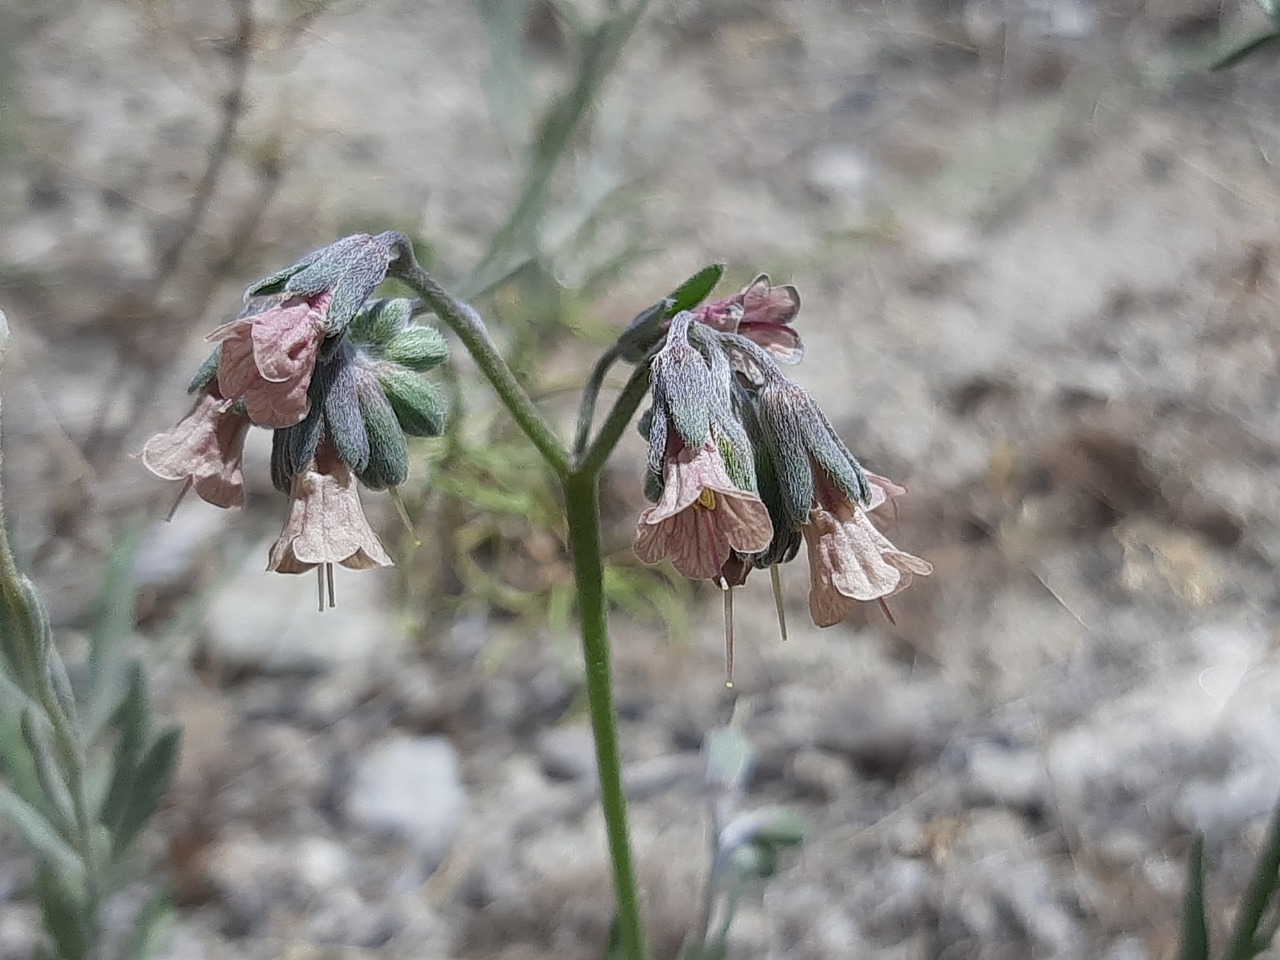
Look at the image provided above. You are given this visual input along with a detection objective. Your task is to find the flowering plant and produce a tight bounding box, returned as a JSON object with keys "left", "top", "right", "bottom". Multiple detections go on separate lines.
{"left": 139, "top": 234, "right": 929, "bottom": 960}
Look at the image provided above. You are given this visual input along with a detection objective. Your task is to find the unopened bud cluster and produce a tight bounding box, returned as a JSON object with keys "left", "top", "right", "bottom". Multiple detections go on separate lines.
{"left": 632, "top": 276, "right": 931, "bottom": 671}
{"left": 143, "top": 233, "right": 447, "bottom": 606}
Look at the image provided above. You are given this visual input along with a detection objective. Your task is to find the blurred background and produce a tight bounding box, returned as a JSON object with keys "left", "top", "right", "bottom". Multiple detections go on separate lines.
{"left": 3, "top": 0, "right": 1280, "bottom": 957}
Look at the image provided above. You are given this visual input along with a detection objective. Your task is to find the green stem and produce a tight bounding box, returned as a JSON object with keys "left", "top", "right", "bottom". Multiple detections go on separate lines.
{"left": 386, "top": 237, "right": 571, "bottom": 478}
{"left": 572, "top": 343, "right": 621, "bottom": 462}
{"left": 580, "top": 359, "right": 650, "bottom": 476}
{"left": 563, "top": 471, "right": 647, "bottom": 960}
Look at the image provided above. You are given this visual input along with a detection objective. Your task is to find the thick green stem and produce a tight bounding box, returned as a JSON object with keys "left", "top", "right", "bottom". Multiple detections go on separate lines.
{"left": 386, "top": 238, "right": 571, "bottom": 477}
{"left": 563, "top": 471, "right": 647, "bottom": 960}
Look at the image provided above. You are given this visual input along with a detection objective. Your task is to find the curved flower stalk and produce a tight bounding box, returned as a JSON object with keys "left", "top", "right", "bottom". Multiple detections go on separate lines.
{"left": 142, "top": 235, "right": 448, "bottom": 607}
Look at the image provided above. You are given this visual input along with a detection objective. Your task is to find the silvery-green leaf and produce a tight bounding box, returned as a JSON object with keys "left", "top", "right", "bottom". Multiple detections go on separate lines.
{"left": 383, "top": 326, "right": 448, "bottom": 372}
{"left": 35, "top": 864, "right": 91, "bottom": 960}
{"left": 19, "top": 708, "right": 74, "bottom": 838}
{"left": 356, "top": 379, "right": 409, "bottom": 490}
{"left": 186, "top": 347, "right": 221, "bottom": 395}
{"left": 0, "top": 787, "right": 82, "bottom": 878}
{"left": 99, "top": 665, "right": 148, "bottom": 832}
{"left": 348, "top": 297, "right": 412, "bottom": 348}
{"left": 1180, "top": 835, "right": 1208, "bottom": 960}
{"left": 113, "top": 726, "right": 181, "bottom": 857}
{"left": 324, "top": 347, "right": 370, "bottom": 473}
{"left": 376, "top": 365, "right": 447, "bottom": 438}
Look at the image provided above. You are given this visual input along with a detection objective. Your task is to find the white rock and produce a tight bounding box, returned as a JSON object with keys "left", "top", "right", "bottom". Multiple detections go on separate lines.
{"left": 203, "top": 540, "right": 406, "bottom": 672}
{"left": 536, "top": 724, "right": 597, "bottom": 782}
{"left": 344, "top": 736, "right": 467, "bottom": 867}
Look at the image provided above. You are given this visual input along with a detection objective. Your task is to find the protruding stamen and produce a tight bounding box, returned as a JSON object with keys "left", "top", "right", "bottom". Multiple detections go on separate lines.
{"left": 696, "top": 488, "right": 717, "bottom": 510}
{"left": 166, "top": 477, "right": 194, "bottom": 522}
{"left": 878, "top": 598, "right": 896, "bottom": 625}
{"left": 769, "top": 564, "right": 789, "bottom": 643}
{"left": 723, "top": 584, "right": 735, "bottom": 687}
{"left": 316, "top": 566, "right": 325, "bottom": 613}
{"left": 388, "top": 486, "right": 420, "bottom": 545}
{"left": 326, "top": 562, "right": 336, "bottom": 609}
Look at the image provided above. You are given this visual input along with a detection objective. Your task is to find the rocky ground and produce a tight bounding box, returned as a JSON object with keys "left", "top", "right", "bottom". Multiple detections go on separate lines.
{"left": 4, "top": 0, "right": 1280, "bottom": 958}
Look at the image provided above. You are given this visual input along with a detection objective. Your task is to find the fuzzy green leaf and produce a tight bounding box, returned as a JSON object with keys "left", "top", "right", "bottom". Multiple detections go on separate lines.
{"left": 35, "top": 864, "right": 91, "bottom": 960}
{"left": 356, "top": 380, "right": 409, "bottom": 490}
{"left": 99, "top": 664, "right": 149, "bottom": 833}
{"left": 19, "top": 708, "right": 74, "bottom": 838}
{"left": 383, "top": 326, "right": 448, "bottom": 372}
{"left": 348, "top": 297, "right": 412, "bottom": 348}
{"left": 119, "top": 888, "right": 174, "bottom": 960}
{"left": 667, "top": 262, "right": 725, "bottom": 315}
{"left": 1212, "top": 30, "right": 1280, "bottom": 70}
{"left": 0, "top": 786, "right": 82, "bottom": 878}
{"left": 376, "top": 365, "right": 447, "bottom": 438}
{"left": 112, "top": 726, "right": 181, "bottom": 858}
{"left": 704, "top": 727, "right": 753, "bottom": 792}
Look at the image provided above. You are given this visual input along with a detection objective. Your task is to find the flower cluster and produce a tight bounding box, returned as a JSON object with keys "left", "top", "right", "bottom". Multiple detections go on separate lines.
{"left": 142, "top": 234, "right": 448, "bottom": 607}
{"left": 633, "top": 276, "right": 931, "bottom": 675}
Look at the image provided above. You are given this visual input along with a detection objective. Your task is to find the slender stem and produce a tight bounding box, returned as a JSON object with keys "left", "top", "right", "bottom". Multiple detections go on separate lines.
{"left": 580, "top": 359, "right": 650, "bottom": 476}
{"left": 385, "top": 237, "right": 571, "bottom": 477}
{"left": 563, "top": 471, "right": 647, "bottom": 960}
{"left": 573, "top": 343, "right": 621, "bottom": 462}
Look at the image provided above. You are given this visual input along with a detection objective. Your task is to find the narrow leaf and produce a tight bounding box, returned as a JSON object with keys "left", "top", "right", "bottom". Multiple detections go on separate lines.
{"left": 120, "top": 888, "right": 175, "bottom": 960}
{"left": 112, "top": 726, "right": 182, "bottom": 857}
{"left": 99, "top": 664, "right": 149, "bottom": 832}
{"left": 1181, "top": 835, "right": 1210, "bottom": 960}
{"left": 1226, "top": 797, "right": 1280, "bottom": 960}
{"left": 1212, "top": 31, "right": 1280, "bottom": 70}
{"left": 0, "top": 786, "right": 82, "bottom": 877}
{"left": 35, "top": 863, "right": 91, "bottom": 960}
{"left": 19, "top": 708, "right": 75, "bottom": 838}
{"left": 666, "top": 262, "right": 725, "bottom": 315}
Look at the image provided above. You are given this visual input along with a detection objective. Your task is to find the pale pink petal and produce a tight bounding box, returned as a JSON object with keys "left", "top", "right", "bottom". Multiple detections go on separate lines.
{"left": 250, "top": 304, "right": 323, "bottom": 383}
{"left": 739, "top": 276, "right": 800, "bottom": 327}
{"left": 209, "top": 302, "right": 323, "bottom": 428}
{"left": 715, "top": 490, "right": 774, "bottom": 554}
{"left": 268, "top": 449, "right": 392, "bottom": 574}
{"left": 865, "top": 472, "right": 907, "bottom": 510}
{"left": 208, "top": 321, "right": 259, "bottom": 401}
{"left": 141, "top": 394, "right": 249, "bottom": 509}
{"left": 738, "top": 320, "right": 803, "bottom": 363}
{"left": 634, "top": 438, "right": 774, "bottom": 579}
{"left": 803, "top": 506, "right": 932, "bottom": 627}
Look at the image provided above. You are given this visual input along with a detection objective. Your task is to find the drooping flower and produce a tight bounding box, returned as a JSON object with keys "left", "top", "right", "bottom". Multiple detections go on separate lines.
{"left": 716, "top": 331, "right": 931, "bottom": 627}
{"left": 207, "top": 294, "right": 328, "bottom": 428}
{"left": 268, "top": 438, "right": 393, "bottom": 608}
{"left": 802, "top": 468, "right": 932, "bottom": 628}
{"left": 634, "top": 313, "right": 772, "bottom": 581}
{"left": 207, "top": 232, "right": 405, "bottom": 429}
{"left": 142, "top": 386, "right": 251, "bottom": 511}
{"left": 634, "top": 436, "right": 773, "bottom": 580}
